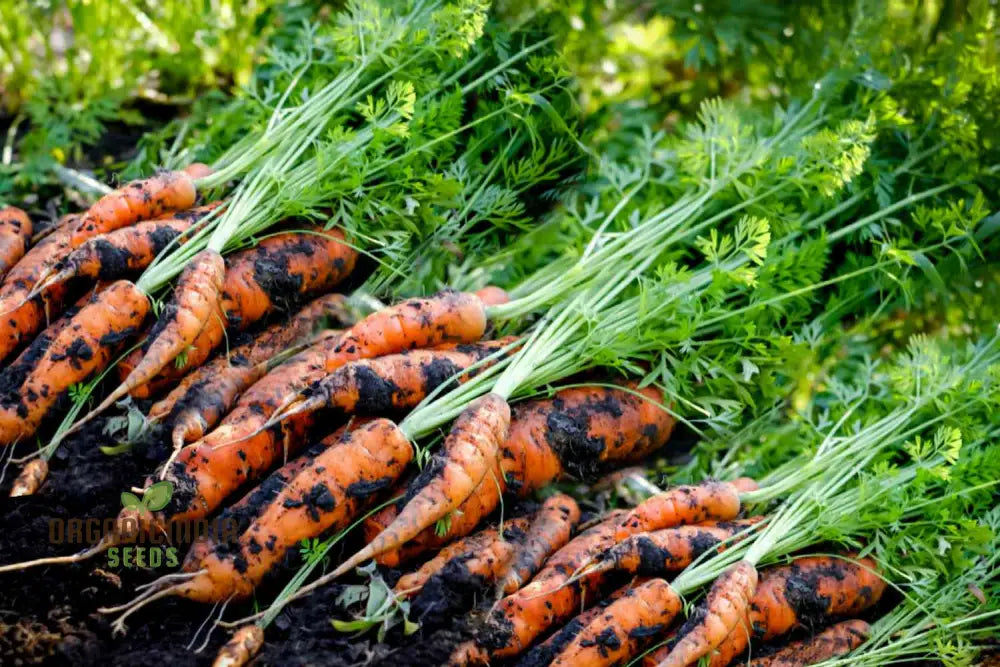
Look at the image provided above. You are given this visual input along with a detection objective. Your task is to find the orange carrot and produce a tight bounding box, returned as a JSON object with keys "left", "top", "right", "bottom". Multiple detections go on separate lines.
{"left": 0, "top": 226, "right": 72, "bottom": 362}
{"left": 174, "top": 418, "right": 411, "bottom": 601}
{"left": 369, "top": 383, "right": 675, "bottom": 566}
{"left": 473, "top": 286, "right": 510, "bottom": 307}
{"left": 466, "top": 510, "right": 630, "bottom": 661}
{"left": 9, "top": 458, "right": 47, "bottom": 497}
{"left": 614, "top": 478, "right": 758, "bottom": 542}
{"left": 212, "top": 625, "right": 264, "bottom": 667}
{"left": 0, "top": 207, "right": 32, "bottom": 280}
{"left": 655, "top": 560, "right": 759, "bottom": 667}
{"left": 551, "top": 578, "right": 682, "bottom": 667}
{"left": 328, "top": 392, "right": 510, "bottom": 580}
{"left": 396, "top": 517, "right": 531, "bottom": 597}
{"left": 150, "top": 294, "right": 352, "bottom": 445}
{"left": 588, "top": 518, "right": 764, "bottom": 580}
{"left": 79, "top": 249, "right": 225, "bottom": 422}
{"left": 749, "top": 619, "right": 870, "bottom": 667}
{"left": 0, "top": 281, "right": 149, "bottom": 445}
{"left": 497, "top": 492, "right": 580, "bottom": 595}
{"left": 748, "top": 556, "right": 885, "bottom": 641}
{"left": 67, "top": 166, "right": 208, "bottom": 247}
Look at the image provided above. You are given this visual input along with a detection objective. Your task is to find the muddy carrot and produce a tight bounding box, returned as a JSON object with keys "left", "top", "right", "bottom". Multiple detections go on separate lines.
{"left": 213, "top": 625, "right": 264, "bottom": 667}
{"left": 0, "top": 280, "right": 149, "bottom": 445}
{"left": 75, "top": 249, "right": 225, "bottom": 425}
{"left": 551, "top": 578, "right": 682, "bottom": 667}
{"left": 9, "top": 458, "right": 48, "bottom": 497}
{"left": 497, "top": 493, "right": 580, "bottom": 595}
{"left": 173, "top": 418, "right": 411, "bottom": 601}
{"left": 67, "top": 165, "right": 209, "bottom": 247}
{"left": 328, "top": 393, "right": 510, "bottom": 580}
{"left": 654, "top": 560, "right": 759, "bottom": 667}
{"left": 615, "top": 478, "right": 758, "bottom": 542}
{"left": 0, "top": 207, "right": 32, "bottom": 280}
{"left": 749, "top": 619, "right": 870, "bottom": 667}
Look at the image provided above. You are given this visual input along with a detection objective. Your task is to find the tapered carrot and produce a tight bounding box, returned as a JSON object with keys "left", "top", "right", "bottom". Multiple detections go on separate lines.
{"left": 369, "top": 383, "right": 675, "bottom": 566}
{"left": 213, "top": 625, "right": 264, "bottom": 667}
{"left": 749, "top": 619, "right": 870, "bottom": 667}
{"left": 518, "top": 581, "right": 639, "bottom": 667}
{"left": 497, "top": 493, "right": 580, "bottom": 595}
{"left": 0, "top": 280, "right": 149, "bottom": 445}
{"left": 465, "top": 510, "right": 629, "bottom": 661}
{"left": 67, "top": 165, "right": 209, "bottom": 247}
{"left": 150, "top": 294, "right": 352, "bottom": 445}
{"left": 9, "top": 458, "right": 48, "bottom": 497}
{"left": 654, "top": 560, "right": 759, "bottom": 667}
{"left": 74, "top": 248, "right": 225, "bottom": 426}
{"left": 328, "top": 393, "right": 510, "bottom": 580}
{"left": 748, "top": 556, "right": 885, "bottom": 641}
{"left": 396, "top": 517, "right": 531, "bottom": 599}
{"left": 167, "top": 419, "right": 411, "bottom": 602}
{"left": 30, "top": 203, "right": 218, "bottom": 297}
{"left": 551, "top": 578, "right": 682, "bottom": 667}
{"left": 588, "top": 518, "right": 765, "bottom": 580}
{"left": 0, "top": 226, "right": 72, "bottom": 362}
{"left": 269, "top": 337, "right": 519, "bottom": 427}
{"left": 0, "top": 207, "right": 32, "bottom": 280}
{"left": 615, "top": 478, "right": 758, "bottom": 542}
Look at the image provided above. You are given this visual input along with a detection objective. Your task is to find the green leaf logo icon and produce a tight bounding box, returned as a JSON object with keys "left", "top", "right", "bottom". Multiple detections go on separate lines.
{"left": 120, "top": 481, "right": 173, "bottom": 513}
{"left": 121, "top": 491, "right": 143, "bottom": 511}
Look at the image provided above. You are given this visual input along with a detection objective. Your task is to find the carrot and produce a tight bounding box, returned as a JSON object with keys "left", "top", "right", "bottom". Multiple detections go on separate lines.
{"left": 588, "top": 518, "right": 765, "bottom": 580}
{"left": 170, "top": 419, "right": 410, "bottom": 602}
{"left": 466, "top": 510, "right": 629, "bottom": 661}
{"left": 9, "top": 458, "right": 47, "bottom": 497}
{"left": 748, "top": 556, "right": 885, "bottom": 641}
{"left": 0, "top": 280, "right": 149, "bottom": 445}
{"left": 67, "top": 166, "right": 208, "bottom": 247}
{"left": 269, "top": 337, "right": 519, "bottom": 426}
{"left": 218, "top": 227, "right": 357, "bottom": 330}
{"left": 654, "top": 559, "right": 759, "bottom": 667}
{"left": 0, "top": 207, "right": 32, "bottom": 280}
{"left": 213, "top": 625, "right": 264, "bottom": 667}
{"left": 550, "top": 578, "right": 682, "bottom": 667}
{"left": 150, "top": 294, "right": 352, "bottom": 445}
{"left": 518, "top": 580, "right": 639, "bottom": 667}
{"left": 473, "top": 286, "right": 510, "bottom": 307}
{"left": 0, "top": 226, "right": 72, "bottom": 362}
{"left": 32, "top": 203, "right": 219, "bottom": 297}
{"left": 614, "top": 478, "right": 758, "bottom": 542}
{"left": 748, "top": 619, "right": 870, "bottom": 667}
{"left": 369, "top": 383, "right": 675, "bottom": 566}
{"left": 704, "top": 608, "right": 752, "bottom": 667}
{"left": 328, "top": 392, "right": 511, "bottom": 580}
{"left": 76, "top": 248, "right": 225, "bottom": 424}
{"left": 497, "top": 492, "right": 580, "bottom": 595}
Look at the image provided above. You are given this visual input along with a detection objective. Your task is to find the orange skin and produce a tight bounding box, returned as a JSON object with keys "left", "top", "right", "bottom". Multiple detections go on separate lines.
{"left": 0, "top": 226, "right": 71, "bottom": 362}
{"left": 592, "top": 518, "right": 764, "bottom": 579}
{"left": 749, "top": 619, "right": 870, "bottom": 667}
{"left": 475, "top": 510, "right": 630, "bottom": 660}
{"left": 177, "top": 418, "right": 411, "bottom": 602}
{"left": 473, "top": 285, "right": 509, "bottom": 307}
{"left": 552, "top": 578, "right": 682, "bottom": 667}
{"left": 369, "top": 383, "right": 676, "bottom": 566}
{"left": 394, "top": 517, "right": 531, "bottom": 596}
{"left": 281, "top": 337, "right": 519, "bottom": 422}
{"left": 67, "top": 166, "right": 208, "bottom": 247}
{"left": 748, "top": 556, "right": 886, "bottom": 641}
{"left": 614, "top": 478, "right": 758, "bottom": 542}
{"left": 330, "top": 392, "right": 511, "bottom": 579}
{"left": 218, "top": 226, "right": 357, "bottom": 331}
{"left": 497, "top": 493, "right": 580, "bottom": 595}
{"left": 0, "top": 281, "right": 149, "bottom": 444}
{"left": 150, "top": 294, "right": 352, "bottom": 442}
{"left": 706, "top": 607, "right": 753, "bottom": 667}
{"left": 213, "top": 625, "right": 264, "bottom": 667}
{"left": 0, "top": 207, "right": 32, "bottom": 280}
{"left": 656, "top": 559, "right": 759, "bottom": 667}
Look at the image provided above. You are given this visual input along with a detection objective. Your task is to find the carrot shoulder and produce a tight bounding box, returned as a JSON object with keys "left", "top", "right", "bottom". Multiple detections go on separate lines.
{"left": 497, "top": 492, "right": 580, "bottom": 595}
{"left": 0, "top": 281, "right": 149, "bottom": 445}
{"left": 329, "top": 393, "right": 510, "bottom": 579}
{"left": 0, "top": 207, "right": 32, "bottom": 280}
{"left": 67, "top": 167, "right": 207, "bottom": 247}
{"left": 655, "top": 560, "right": 759, "bottom": 667}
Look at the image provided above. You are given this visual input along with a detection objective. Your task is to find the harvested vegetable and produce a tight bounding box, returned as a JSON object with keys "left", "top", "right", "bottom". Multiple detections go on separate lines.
{"left": 497, "top": 492, "right": 580, "bottom": 595}
{"left": 0, "top": 207, "right": 32, "bottom": 279}
{"left": 750, "top": 620, "right": 870, "bottom": 667}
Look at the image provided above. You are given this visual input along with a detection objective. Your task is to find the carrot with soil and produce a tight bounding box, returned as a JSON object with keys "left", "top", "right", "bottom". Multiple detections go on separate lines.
{"left": 749, "top": 620, "right": 870, "bottom": 667}
{"left": 615, "top": 478, "right": 759, "bottom": 541}
{"left": 0, "top": 280, "right": 149, "bottom": 445}
{"left": 496, "top": 492, "right": 580, "bottom": 595}
{"left": 0, "top": 207, "right": 32, "bottom": 280}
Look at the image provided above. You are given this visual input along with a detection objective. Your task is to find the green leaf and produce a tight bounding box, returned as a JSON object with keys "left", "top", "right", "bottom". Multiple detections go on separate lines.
{"left": 143, "top": 481, "right": 174, "bottom": 511}
{"left": 121, "top": 492, "right": 143, "bottom": 510}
